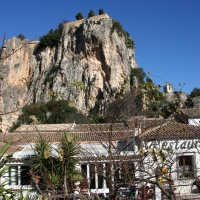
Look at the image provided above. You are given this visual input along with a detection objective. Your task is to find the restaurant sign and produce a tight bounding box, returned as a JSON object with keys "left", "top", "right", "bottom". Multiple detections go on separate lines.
{"left": 144, "top": 139, "right": 200, "bottom": 150}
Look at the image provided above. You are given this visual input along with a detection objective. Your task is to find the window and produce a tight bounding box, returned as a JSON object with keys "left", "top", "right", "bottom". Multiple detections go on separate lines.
{"left": 80, "top": 162, "right": 135, "bottom": 190}
{"left": 81, "top": 163, "right": 105, "bottom": 190}
{"left": 177, "top": 155, "right": 195, "bottom": 179}
{"left": 6, "top": 166, "right": 32, "bottom": 186}
{"left": 8, "top": 166, "right": 18, "bottom": 185}
{"left": 97, "top": 164, "right": 104, "bottom": 189}
{"left": 20, "top": 166, "right": 31, "bottom": 185}
{"left": 81, "top": 164, "right": 87, "bottom": 178}
{"left": 117, "top": 138, "right": 135, "bottom": 152}
{"left": 89, "top": 164, "right": 96, "bottom": 189}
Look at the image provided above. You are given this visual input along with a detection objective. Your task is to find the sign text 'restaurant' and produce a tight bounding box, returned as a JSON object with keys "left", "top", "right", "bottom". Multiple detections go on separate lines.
{"left": 144, "top": 139, "right": 200, "bottom": 150}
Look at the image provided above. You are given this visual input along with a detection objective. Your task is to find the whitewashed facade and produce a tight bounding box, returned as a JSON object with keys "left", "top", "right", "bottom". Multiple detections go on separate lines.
{"left": 0, "top": 123, "right": 138, "bottom": 199}
{"left": 141, "top": 120, "right": 200, "bottom": 199}
{"left": 2, "top": 118, "right": 200, "bottom": 199}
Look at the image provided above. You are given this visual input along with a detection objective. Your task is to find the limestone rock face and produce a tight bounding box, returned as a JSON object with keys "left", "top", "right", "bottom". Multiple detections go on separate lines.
{"left": 0, "top": 15, "right": 137, "bottom": 131}
{"left": 0, "top": 38, "right": 37, "bottom": 131}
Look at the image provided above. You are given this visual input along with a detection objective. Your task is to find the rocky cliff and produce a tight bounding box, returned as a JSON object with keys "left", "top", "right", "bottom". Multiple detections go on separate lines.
{"left": 0, "top": 14, "right": 137, "bottom": 132}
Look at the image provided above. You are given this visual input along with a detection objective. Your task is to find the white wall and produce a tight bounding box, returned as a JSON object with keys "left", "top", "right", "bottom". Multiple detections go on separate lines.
{"left": 189, "top": 118, "right": 200, "bottom": 126}
{"left": 143, "top": 138, "right": 200, "bottom": 196}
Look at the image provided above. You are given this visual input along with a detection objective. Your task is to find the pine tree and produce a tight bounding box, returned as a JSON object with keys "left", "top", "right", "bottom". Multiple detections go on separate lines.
{"left": 99, "top": 9, "right": 105, "bottom": 15}
{"left": 75, "top": 12, "right": 84, "bottom": 20}
{"left": 88, "top": 10, "right": 95, "bottom": 18}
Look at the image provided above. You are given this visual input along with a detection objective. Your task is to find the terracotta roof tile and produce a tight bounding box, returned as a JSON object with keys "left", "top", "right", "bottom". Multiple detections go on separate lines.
{"left": 141, "top": 121, "right": 200, "bottom": 140}
{"left": 15, "top": 123, "right": 131, "bottom": 133}
{"left": 8, "top": 119, "right": 175, "bottom": 144}
{"left": 180, "top": 108, "right": 200, "bottom": 118}
{"left": 1, "top": 130, "right": 134, "bottom": 144}
{"left": 0, "top": 142, "right": 23, "bottom": 156}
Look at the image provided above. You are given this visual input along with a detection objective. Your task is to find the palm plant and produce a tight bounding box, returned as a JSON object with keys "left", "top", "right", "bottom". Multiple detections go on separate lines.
{"left": 31, "top": 132, "right": 84, "bottom": 199}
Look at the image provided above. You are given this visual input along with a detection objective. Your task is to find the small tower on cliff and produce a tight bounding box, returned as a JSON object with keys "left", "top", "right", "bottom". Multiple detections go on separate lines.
{"left": 163, "top": 82, "right": 173, "bottom": 93}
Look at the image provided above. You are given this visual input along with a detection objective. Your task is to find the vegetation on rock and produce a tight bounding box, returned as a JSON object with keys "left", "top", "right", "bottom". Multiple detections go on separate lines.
{"left": 44, "top": 64, "right": 61, "bottom": 88}
{"left": 111, "top": 19, "right": 135, "bottom": 49}
{"left": 10, "top": 100, "right": 93, "bottom": 131}
{"left": 190, "top": 87, "right": 200, "bottom": 97}
{"left": 130, "top": 67, "right": 146, "bottom": 86}
{"left": 106, "top": 67, "right": 185, "bottom": 119}
{"left": 88, "top": 10, "right": 95, "bottom": 18}
{"left": 99, "top": 9, "right": 105, "bottom": 15}
{"left": 34, "top": 21, "right": 65, "bottom": 53}
{"left": 75, "top": 12, "right": 84, "bottom": 20}
{"left": 17, "top": 34, "right": 26, "bottom": 41}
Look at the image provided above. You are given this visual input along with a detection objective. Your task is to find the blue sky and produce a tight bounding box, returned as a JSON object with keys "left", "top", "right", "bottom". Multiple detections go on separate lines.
{"left": 1, "top": 0, "right": 200, "bottom": 94}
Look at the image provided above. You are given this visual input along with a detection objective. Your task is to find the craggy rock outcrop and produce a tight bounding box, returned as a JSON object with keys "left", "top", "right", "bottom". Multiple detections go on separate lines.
{"left": 0, "top": 38, "right": 37, "bottom": 131}
{"left": 0, "top": 14, "right": 137, "bottom": 131}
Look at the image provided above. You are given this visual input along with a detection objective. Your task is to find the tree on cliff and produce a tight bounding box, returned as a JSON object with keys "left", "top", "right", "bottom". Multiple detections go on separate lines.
{"left": 34, "top": 20, "right": 65, "bottom": 52}
{"left": 99, "top": 9, "right": 105, "bottom": 15}
{"left": 17, "top": 34, "right": 26, "bottom": 41}
{"left": 88, "top": 10, "right": 95, "bottom": 18}
{"left": 75, "top": 12, "right": 84, "bottom": 20}
{"left": 105, "top": 72, "right": 178, "bottom": 120}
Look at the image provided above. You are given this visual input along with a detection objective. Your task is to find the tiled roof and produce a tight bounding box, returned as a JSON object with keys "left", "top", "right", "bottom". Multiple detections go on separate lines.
{"left": 140, "top": 121, "right": 200, "bottom": 140}
{"left": 15, "top": 118, "right": 172, "bottom": 133}
{"left": 2, "top": 123, "right": 134, "bottom": 144}
{"left": 15, "top": 123, "right": 131, "bottom": 132}
{"left": 0, "top": 117, "right": 178, "bottom": 145}
{"left": 6, "top": 119, "right": 174, "bottom": 144}
{"left": 0, "top": 142, "right": 23, "bottom": 156}
{"left": 139, "top": 118, "right": 173, "bottom": 131}
{"left": 180, "top": 108, "right": 200, "bottom": 118}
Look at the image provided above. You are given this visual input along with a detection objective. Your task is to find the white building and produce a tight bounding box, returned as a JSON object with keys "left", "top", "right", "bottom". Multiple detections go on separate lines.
{"left": 0, "top": 122, "right": 140, "bottom": 199}
{"left": 176, "top": 108, "right": 200, "bottom": 126}
{"left": 1, "top": 117, "right": 200, "bottom": 199}
{"left": 141, "top": 120, "right": 200, "bottom": 199}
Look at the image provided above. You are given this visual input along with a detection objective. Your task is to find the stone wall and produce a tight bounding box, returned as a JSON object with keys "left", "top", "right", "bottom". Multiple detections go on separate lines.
{"left": 64, "top": 14, "right": 110, "bottom": 29}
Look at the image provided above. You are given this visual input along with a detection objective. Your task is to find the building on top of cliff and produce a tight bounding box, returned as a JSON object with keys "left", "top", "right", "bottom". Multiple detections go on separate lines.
{"left": 163, "top": 82, "right": 174, "bottom": 93}
{"left": 64, "top": 13, "right": 110, "bottom": 29}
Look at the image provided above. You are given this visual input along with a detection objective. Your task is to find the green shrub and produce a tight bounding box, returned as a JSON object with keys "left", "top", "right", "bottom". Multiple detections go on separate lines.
{"left": 36, "top": 30, "right": 61, "bottom": 50}
{"left": 111, "top": 20, "right": 135, "bottom": 49}
{"left": 9, "top": 100, "right": 95, "bottom": 131}
{"left": 130, "top": 68, "right": 146, "bottom": 86}
{"left": 190, "top": 87, "right": 200, "bottom": 97}
{"left": 34, "top": 22, "right": 64, "bottom": 53}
